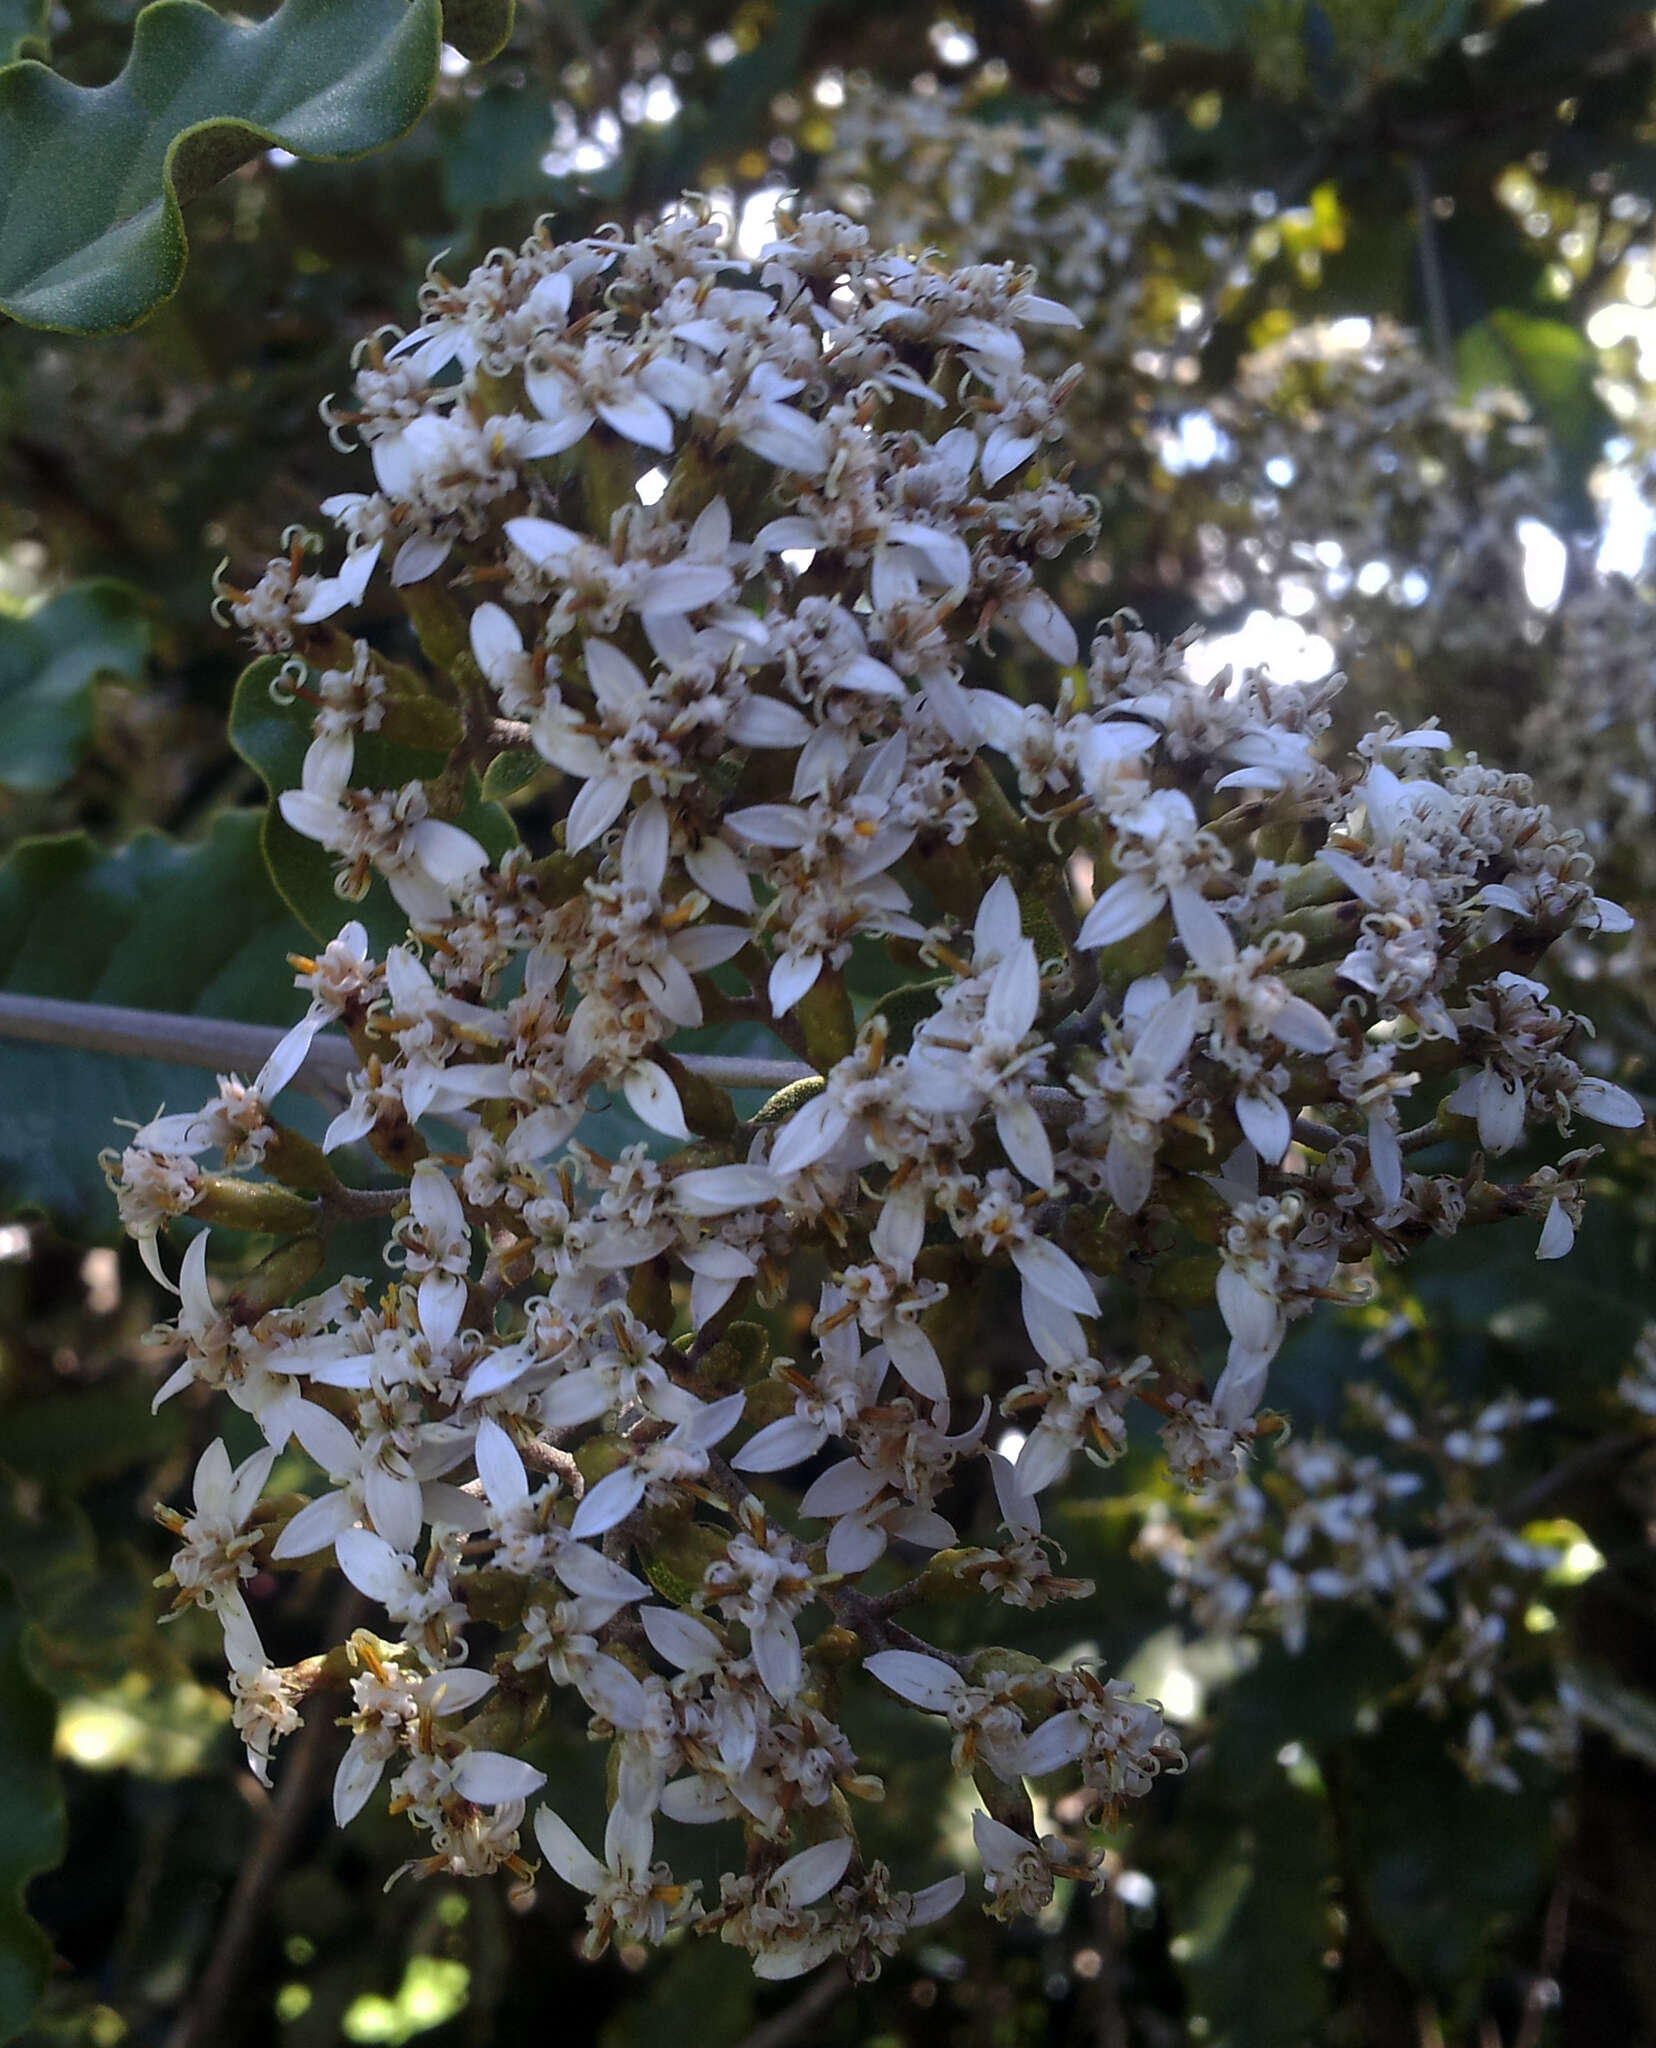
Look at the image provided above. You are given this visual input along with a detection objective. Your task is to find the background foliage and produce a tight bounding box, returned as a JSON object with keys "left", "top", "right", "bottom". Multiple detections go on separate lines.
{"left": 1, "top": 1, "right": 1654, "bottom": 2044}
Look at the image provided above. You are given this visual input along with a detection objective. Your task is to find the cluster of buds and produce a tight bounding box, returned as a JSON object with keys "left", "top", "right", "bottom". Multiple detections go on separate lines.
{"left": 126, "top": 204, "right": 1640, "bottom": 1974}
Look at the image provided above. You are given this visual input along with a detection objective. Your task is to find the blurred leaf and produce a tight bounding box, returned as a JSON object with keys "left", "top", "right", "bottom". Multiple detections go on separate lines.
{"left": 0, "top": 1571, "right": 65, "bottom": 2045}
{"left": 228, "top": 655, "right": 516, "bottom": 951}
{"left": 440, "top": 78, "right": 554, "bottom": 219}
{"left": 1175, "top": 1777, "right": 1332, "bottom": 2046}
{"left": 1346, "top": 1715, "right": 1553, "bottom": 1999}
{"left": 1137, "top": 0, "right": 1253, "bottom": 49}
{"left": 0, "top": 811, "right": 310, "bottom": 1225}
{"left": 1565, "top": 1662, "right": 1656, "bottom": 1771}
{"left": 0, "top": 1, "right": 46, "bottom": 65}
{"left": 1459, "top": 309, "right": 1610, "bottom": 516}
{"left": 597, "top": 1931, "right": 755, "bottom": 2048}
{"left": 0, "top": 581, "right": 148, "bottom": 795}
{"left": 0, "top": 1383, "right": 175, "bottom": 1495}
{"left": 0, "top": 0, "right": 514, "bottom": 335}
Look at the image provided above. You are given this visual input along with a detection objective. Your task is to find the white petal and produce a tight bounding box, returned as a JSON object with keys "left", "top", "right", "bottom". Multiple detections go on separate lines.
{"left": 909, "top": 1873, "right": 966, "bottom": 1926}
{"left": 1537, "top": 1198, "right": 1575, "bottom": 1260}
{"left": 552, "top": 1545, "right": 649, "bottom": 1607}
{"left": 639, "top": 1605, "right": 724, "bottom": 1673}
{"left": 574, "top": 1652, "right": 649, "bottom": 1729}
{"left": 750, "top": 1612, "right": 803, "bottom": 1702}
{"left": 1077, "top": 874, "right": 1163, "bottom": 950}
{"left": 1009, "top": 1236, "right": 1097, "bottom": 1317}
{"left": 364, "top": 1461, "right": 424, "bottom": 1554}
{"left": 288, "top": 1400, "right": 360, "bottom": 1479}
{"left": 996, "top": 1098, "right": 1054, "bottom": 1189}
{"left": 333, "top": 1739, "right": 387, "bottom": 1827}
{"left": 452, "top": 1750, "right": 547, "bottom": 1804}
{"left": 335, "top": 1528, "right": 409, "bottom": 1605}
{"left": 622, "top": 1062, "right": 691, "bottom": 1140}
{"left": 473, "top": 1416, "right": 528, "bottom": 1511}
{"left": 776, "top": 1837, "right": 853, "bottom": 1909}
{"left": 863, "top": 1649, "right": 962, "bottom": 1713}
{"left": 684, "top": 837, "right": 754, "bottom": 911}
{"left": 769, "top": 1091, "right": 841, "bottom": 1177}
{"left": 416, "top": 1668, "right": 497, "bottom": 1715}
{"left": 728, "top": 695, "right": 815, "bottom": 748}
{"left": 673, "top": 1165, "right": 783, "bottom": 1215}
{"left": 1018, "top": 1709, "right": 1088, "bottom": 1775}
{"left": 885, "top": 1322, "right": 949, "bottom": 1405}
{"left": 596, "top": 390, "right": 675, "bottom": 453}
{"left": 731, "top": 1412, "right": 830, "bottom": 1472}
{"left": 1236, "top": 1090, "right": 1292, "bottom": 1166}
{"left": 1011, "top": 587, "right": 1078, "bottom": 666}
{"left": 565, "top": 771, "right": 635, "bottom": 853}
{"left": 391, "top": 531, "right": 452, "bottom": 587}
{"left": 1170, "top": 886, "right": 1236, "bottom": 970}
{"left": 533, "top": 1807, "right": 606, "bottom": 1893}
{"left": 270, "top": 1490, "right": 358, "bottom": 1561}
{"left": 570, "top": 1466, "right": 648, "bottom": 1539}
{"left": 1573, "top": 1076, "right": 1644, "bottom": 1129}
{"left": 768, "top": 950, "right": 823, "bottom": 1017}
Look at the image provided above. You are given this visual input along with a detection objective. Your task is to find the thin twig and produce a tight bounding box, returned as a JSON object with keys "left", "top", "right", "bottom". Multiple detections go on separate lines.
{"left": 0, "top": 992, "right": 817, "bottom": 1094}
{"left": 0, "top": 992, "right": 356, "bottom": 1092}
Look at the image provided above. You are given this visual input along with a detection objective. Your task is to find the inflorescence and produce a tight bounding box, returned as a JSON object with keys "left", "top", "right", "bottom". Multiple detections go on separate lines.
{"left": 117, "top": 203, "right": 1639, "bottom": 1975}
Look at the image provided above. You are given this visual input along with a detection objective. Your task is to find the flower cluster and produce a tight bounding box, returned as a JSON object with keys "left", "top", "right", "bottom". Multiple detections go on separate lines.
{"left": 1149, "top": 1379, "right": 1582, "bottom": 1790}
{"left": 1202, "top": 317, "right": 1561, "bottom": 733}
{"left": 822, "top": 89, "right": 1245, "bottom": 525}
{"left": 126, "top": 204, "right": 1640, "bottom": 1976}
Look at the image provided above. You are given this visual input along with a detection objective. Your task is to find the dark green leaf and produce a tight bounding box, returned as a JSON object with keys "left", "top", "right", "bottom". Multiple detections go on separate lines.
{"left": 0, "top": 812, "right": 310, "bottom": 1225}
{"left": 1175, "top": 1777, "right": 1332, "bottom": 2047}
{"left": 1137, "top": 0, "right": 1253, "bottom": 49}
{"left": 0, "top": 0, "right": 514, "bottom": 334}
{"left": 1346, "top": 1715, "right": 1553, "bottom": 1999}
{"left": 0, "top": 581, "right": 148, "bottom": 794}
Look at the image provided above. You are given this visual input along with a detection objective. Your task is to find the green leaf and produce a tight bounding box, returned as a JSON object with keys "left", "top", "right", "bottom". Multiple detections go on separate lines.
{"left": 1345, "top": 1715, "right": 1553, "bottom": 1999}
{"left": 0, "top": 581, "right": 148, "bottom": 794}
{"left": 1564, "top": 1662, "right": 1656, "bottom": 1771}
{"left": 1461, "top": 309, "right": 1611, "bottom": 516}
{"left": 0, "top": 0, "right": 513, "bottom": 335}
{"left": 1137, "top": 0, "right": 1254, "bottom": 48}
{"left": 1174, "top": 1778, "right": 1332, "bottom": 2047}
{"left": 480, "top": 747, "right": 543, "bottom": 802}
{"left": 0, "top": 1570, "right": 65, "bottom": 2045}
{"left": 0, "top": 1, "right": 46, "bottom": 66}
{"left": 228, "top": 656, "right": 516, "bottom": 953}
{"left": 0, "top": 811, "right": 311, "bottom": 1226}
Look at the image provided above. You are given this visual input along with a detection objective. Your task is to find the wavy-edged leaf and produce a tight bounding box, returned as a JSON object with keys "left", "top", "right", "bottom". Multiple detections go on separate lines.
{"left": 0, "top": 581, "right": 148, "bottom": 794}
{"left": 0, "top": 0, "right": 514, "bottom": 335}
{"left": 0, "top": 1570, "right": 64, "bottom": 2045}
{"left": 0, "top": 811, "right": 310, "bottom": 1225}
{"left": 228, "top": 655, "right": 516, "bottom": 952}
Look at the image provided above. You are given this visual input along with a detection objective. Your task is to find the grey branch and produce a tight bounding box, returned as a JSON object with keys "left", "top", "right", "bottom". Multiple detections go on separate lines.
{"left": 0, "top": 991, "right": 818, "bottom": 1095}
